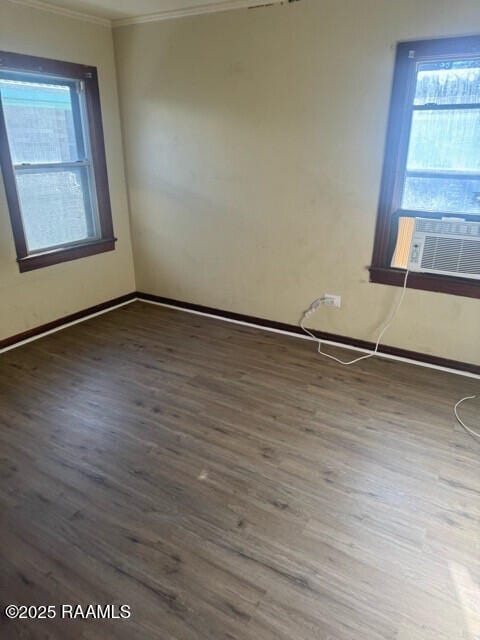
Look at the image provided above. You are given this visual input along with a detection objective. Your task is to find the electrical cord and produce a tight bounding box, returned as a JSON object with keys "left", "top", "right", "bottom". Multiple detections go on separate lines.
{"left": 299, "top": 269, "right": 410, "bottom": 366}
{"left": 300, "top": 271, "right": 479, "bottom": 446}
{"left": 454, "top": 395, "right": 480, "bottom": 441}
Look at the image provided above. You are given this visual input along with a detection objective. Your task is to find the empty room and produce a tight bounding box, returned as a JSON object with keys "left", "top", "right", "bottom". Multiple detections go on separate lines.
{"left": 0, "top": 0, "right": 479, "bottom": 638}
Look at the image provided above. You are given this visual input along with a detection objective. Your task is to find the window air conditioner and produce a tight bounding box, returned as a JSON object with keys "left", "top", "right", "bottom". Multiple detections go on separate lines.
{"left": 408, "top": 218, "right": 480, "bottom": 279}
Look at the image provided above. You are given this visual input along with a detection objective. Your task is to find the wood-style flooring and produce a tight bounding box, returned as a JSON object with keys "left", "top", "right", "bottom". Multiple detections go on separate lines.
{"left": 0, "top": 301, "right": 479, "bottom": 639}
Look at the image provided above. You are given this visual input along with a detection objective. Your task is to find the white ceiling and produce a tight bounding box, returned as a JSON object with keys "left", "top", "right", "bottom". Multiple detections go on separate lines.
{"left": 42, "top": 0, "right": 230, "bottom": 20}
{"left": 18, "top": 0, "right": 284, "bottom": 25}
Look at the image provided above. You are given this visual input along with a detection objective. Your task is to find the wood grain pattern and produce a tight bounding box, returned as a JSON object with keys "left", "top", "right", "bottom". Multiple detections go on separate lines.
{"left": 0, "top": 301, "right": 479, "bottom": 639}
{"left": 137, "top": 292, "right": 480, "bottom": 375}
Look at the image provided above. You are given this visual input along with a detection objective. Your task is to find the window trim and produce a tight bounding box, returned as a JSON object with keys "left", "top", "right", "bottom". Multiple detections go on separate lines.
{"left": 370, "top": 35, "right": 480, "bottom": 299}
{"left": 0, "top": 51, "right": 116, "bottom": 272}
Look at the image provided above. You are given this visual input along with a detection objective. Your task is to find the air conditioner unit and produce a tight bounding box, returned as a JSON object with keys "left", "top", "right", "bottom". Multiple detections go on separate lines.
{"left": 408, "top": 218, "right": 480, "bottom": 279}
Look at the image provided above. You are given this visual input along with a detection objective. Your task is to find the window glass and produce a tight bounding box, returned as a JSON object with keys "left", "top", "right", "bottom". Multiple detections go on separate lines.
{"left": 402, "top": 177, "right": 480, "bottom": 214}
{"left": 0, "top": 79, "right": 79, "bottom": 164}
{"left": 414, "top": 60, "right": 480, "bottom": 106}
{"left": 16, "top": 168, "right": 95, "bottom": 251}
{"left": 406, "top": 109, "right": 480, "bottom": 173}
{"left": 402, "top": 58, "right": 480, "bottom": 215}
{"left": 0, "top": 74, "right": 97, "bottom": 253}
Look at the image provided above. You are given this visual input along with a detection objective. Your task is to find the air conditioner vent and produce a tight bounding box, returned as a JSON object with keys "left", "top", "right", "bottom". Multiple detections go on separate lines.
{"left": 408, "top": 218, "right": 480, "bottom": 279}
{"left": 420, "top": 236, "right": 480, "bottom": 275}
{"left": 459, "top": 240, "right": 480, "bottom": 275}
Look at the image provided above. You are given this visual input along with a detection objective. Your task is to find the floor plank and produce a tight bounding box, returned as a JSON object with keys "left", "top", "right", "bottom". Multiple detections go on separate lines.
{"left": 0, "top": 301, "right": 479, "bottom": 639}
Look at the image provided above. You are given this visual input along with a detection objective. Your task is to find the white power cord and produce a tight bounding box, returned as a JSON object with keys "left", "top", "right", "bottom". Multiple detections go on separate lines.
{"left": 300, "top": 269, "right": 410, "bottom": 366}
{"left": 454, "top": 395, "right": 480, "bottom": 441}
{"left": 300, "top": 271, "right": 479, "bottom": 446}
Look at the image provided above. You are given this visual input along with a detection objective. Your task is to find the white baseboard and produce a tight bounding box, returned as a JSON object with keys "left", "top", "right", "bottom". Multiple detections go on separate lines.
{"left": 0, "top": 298, "right": 137, "bottom": 354}
{"left": 140, "top": 298, "right": 480, "bottom": 380}
{"left": 2, "top": 295, "right": 478, "bottom": 380}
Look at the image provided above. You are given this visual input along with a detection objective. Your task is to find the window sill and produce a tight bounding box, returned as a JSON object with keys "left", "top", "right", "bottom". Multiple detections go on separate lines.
{"left": 369, "top": 266, "right": 480, "bottom": 299}
{"left": 17, "top": 237, "right": 116, "bottom": 273}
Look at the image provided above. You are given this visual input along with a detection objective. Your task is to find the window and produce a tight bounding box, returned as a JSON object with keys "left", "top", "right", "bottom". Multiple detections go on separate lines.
{"left": 370, "top": 36, "right": 480, "bottom": 298}
{"left": 0, "top": 52, "right": 115, "bottom": 272}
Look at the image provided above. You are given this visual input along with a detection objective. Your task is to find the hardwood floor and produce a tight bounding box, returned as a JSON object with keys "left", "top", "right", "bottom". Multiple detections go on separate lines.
{"left": 0, "top": 301, "right": 479, "bottom": 640}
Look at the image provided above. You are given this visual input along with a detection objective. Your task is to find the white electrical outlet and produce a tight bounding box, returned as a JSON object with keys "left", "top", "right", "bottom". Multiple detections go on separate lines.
{"left": 323, "top": 294, "right": 341, "bottom": 308}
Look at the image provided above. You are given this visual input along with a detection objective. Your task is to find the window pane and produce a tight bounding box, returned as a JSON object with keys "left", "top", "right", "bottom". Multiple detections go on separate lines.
{"left": 15, "top": 168, "right": 96, "bottom": 251}
{"left": 402, "top": 176, "right": 480, "bottom": 214}
{"left": 406, "top": 109, "right": 480, "bottom": 172}
{"left": 414, "top": 60, "right": 480, "bottom": 105}
{"left": 0, "top": 78, "right": 79, "bottom": 164}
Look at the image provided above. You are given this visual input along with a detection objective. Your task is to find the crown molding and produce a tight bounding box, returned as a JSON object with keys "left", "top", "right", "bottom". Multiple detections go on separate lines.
{"left": 5, "top": 0, "right": 112, "bottom": 27}
{"left": 113, "top": 0, "right": 284, "bottom": 28}
{"left": 4, "top": 0, "right": 287, "bottom": 30}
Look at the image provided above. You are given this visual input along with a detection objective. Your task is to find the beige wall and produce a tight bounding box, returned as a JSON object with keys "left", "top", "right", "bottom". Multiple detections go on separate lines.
{"left": 0, "top": 1, "right": 135, "bottom": 341}
{"left": 114, "top": 0, "right": 480, "bottom": 366}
